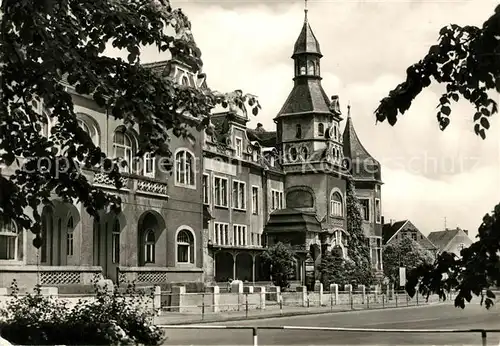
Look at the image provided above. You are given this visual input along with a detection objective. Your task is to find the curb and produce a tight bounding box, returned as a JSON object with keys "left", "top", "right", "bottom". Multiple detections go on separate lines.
{"left": 157, "top": 301, "right": 444, "bottom": 326}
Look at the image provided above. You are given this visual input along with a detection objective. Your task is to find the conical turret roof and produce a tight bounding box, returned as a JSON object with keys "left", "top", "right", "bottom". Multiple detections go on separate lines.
{"left": 292, "top": 12, "right": 322, "bottom": 57}
{"left": 342, "top": 107, "right": 382, "bottom": 182}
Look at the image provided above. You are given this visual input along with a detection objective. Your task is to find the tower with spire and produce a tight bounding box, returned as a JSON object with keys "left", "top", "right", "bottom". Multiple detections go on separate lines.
{"left": 263, "top": 2, "right": 384, "bottom": 286}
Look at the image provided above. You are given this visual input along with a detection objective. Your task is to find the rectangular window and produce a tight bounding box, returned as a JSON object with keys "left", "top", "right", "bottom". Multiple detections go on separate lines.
{"left": 112, "top": 232, "right": 120, "bottom": 264}
{"left": 214, "top": 177, "right": 228, "bottom": 207}
{"left": 235, "top": 137, "right": 243, "bottom": 158}
{"left": 271, "top": 190, "right": 284, "bottom": 211}
{"left": 0, "top": 236, "right": 16, "bottom": 260}
{"left": 411, "top": 232, "right": 417, "bottom": 241}
{"left": 214, "top": 223, "right": 229, "bottom": 245}
{"left": 359, "top": 198, "right": 370, "bottom": 221}
{"left": 252, "top": 186, "right": 259, "bottom": 214}
{"left": 232, "top": 180, "right": 246, "bottom": 210}
{"left": 66, "top": 233, "right": 74, "bottom": 256}
{"left": 202, "top": 174, "right": 209, "bottom": 205}
{"left": 375, "top": 198, "right": 381, "bottom": 223}
{"left": 143, "top": 153, "right": 155, "bottom": 178}
{"left": 233, "top": 225, "right": 247, "bottom": 246}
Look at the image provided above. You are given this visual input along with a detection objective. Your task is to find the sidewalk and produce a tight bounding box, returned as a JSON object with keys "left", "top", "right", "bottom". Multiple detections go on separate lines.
{"left": 154, "top": 297, "right": 444, "bottom": 325}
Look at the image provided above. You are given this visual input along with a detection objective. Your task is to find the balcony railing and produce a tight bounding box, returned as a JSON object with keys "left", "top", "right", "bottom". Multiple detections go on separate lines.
{"left": 92, "top": 172, "right": 168, "bottom": 198}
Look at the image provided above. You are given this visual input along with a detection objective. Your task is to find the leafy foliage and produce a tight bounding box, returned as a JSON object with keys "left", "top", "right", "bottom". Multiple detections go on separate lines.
{"left": 406, "top": 202, "right": 500, "bottom": 310}
{"left": 318, "top": 251, "right": 359, "bottom": 288}
{"left": 0, "top": 0, "right": 261, "bottom": 235}
{"left": 375, "top": 4, "right": 500, "bottom": 139}
{"left": 0, "top": 278, "right": 165, "bottom": 345}
{"left": 383, "top": 236, "right": 435, "bottom": 287}
{"left": 261, "top": 242, "right": 296, "bottom": 290}
{"left": 345, "top": 177, "right": 375, "bottom": 286}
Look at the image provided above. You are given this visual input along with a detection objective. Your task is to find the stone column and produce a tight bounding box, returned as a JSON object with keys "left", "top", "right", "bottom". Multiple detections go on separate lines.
{"left": 314, "top": 281, "right": 323, "bottom": 306}
{"left": 152, "top": 286, "right": 161, "bottom": 311}
{"left": 171, "top": 286, "right": 186, "bottom": 313}
{"left": 359, "top": 284, "right": 366, "bottom": 304}
{"left": 207, "top": 286, "right": 220, "bottom": 313}
{"left": 254, "top": 286, "right": 266, "bottom": 310}
{"left": 330, "top": 284, "right": 338, "bottom": 304}
{"left": 297, "top": 286, "right": 307, "bottom": 307}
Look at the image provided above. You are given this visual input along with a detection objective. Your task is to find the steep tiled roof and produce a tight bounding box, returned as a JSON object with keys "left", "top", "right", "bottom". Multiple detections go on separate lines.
{"left": 343, "top": 112, "right": 382, "bottom": 182}
{"left": 265, "top": 208, "right": 322, "bottom": 233}
{"left": 275, "top": 79, "right": 332, "bottom": 118}
{"left": 427, "top": 229, "right": 460, "bottom": 251}
{"left": 382, "top": 220, "right": 408, "bottom": 244}
{"left": 246, "top": 128, "right": 277, "bottom": 148}
{"left": 292, "top": 15, "right": 322, "bottom": 57}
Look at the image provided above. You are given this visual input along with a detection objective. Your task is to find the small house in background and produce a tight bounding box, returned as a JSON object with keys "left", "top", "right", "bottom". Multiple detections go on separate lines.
{"left": 382, "top": 218, "right": 438, "bottom": 255}
{"left": 427, "top": 227, "right": 473, "bottom": 257}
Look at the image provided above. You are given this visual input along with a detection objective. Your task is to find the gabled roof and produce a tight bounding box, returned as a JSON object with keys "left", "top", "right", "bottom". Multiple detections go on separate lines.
{"left": 382, "top": 220, "right": 408, "bottom": 244}
{"left": 427, "top": 229, "right": 463, "bottom": 251}
{"left": 342, "top": 110, "right": 382, "bottom": 182}
{"left": 275, "top": 79, "right": 332, "bottom": 119}
{"left": 292, "top": 14, "right": 322, "bottom": 57}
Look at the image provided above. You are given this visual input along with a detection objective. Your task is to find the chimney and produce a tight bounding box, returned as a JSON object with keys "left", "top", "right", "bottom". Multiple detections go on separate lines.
{"left": 390, "top": 219, "right": 394, "bottom": 226}
{"left": 381, "top": 216, "right": 385, "bottom": 225}
{"left": 255, "top": 123, "right": 264, "bottom": 132}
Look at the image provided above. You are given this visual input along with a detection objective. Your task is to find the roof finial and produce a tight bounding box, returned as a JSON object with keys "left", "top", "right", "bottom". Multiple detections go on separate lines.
{"left": 304, "top": 0, "right": 308, "bottom": 22}
{"left": 347, "top": 101, "right": 351, "bottom": 118}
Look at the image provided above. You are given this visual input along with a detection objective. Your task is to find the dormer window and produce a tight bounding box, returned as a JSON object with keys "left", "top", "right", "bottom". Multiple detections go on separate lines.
{"left": 295, "top": 124, "right": 302, "bottom": 139}
{"left": 318, "top": 123, "right": 324, "bottom": 137}
{"left": 235, "top": 137, "right": 243, "bottom": 158}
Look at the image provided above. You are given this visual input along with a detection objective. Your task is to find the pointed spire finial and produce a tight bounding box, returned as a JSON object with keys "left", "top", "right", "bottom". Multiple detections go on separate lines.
{"left": 347, "top": 101, "right": 351, "bottom": 117}
{"left": 304, "top": 0, "right": 308, "bottom": 22}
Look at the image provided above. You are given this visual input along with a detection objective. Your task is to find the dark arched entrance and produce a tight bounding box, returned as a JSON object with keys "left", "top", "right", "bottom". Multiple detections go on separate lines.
{"left": 235, "top": 253, "right": 252, "bottom": 282}
{"left": 214, "top": 251, "right": 233, "bottom": 282}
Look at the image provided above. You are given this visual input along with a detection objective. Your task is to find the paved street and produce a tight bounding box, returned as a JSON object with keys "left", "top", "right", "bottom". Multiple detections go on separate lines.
{"left": 163, "top": 301, "right": 500, "bottom": 345}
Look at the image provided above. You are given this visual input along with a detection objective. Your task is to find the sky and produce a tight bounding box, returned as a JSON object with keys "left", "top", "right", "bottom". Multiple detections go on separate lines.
{"left": 138, "top": 0, "right": 500, "bottom": 240}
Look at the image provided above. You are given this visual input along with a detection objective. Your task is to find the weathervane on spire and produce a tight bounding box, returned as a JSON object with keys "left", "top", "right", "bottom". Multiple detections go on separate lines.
{"left": 304, "top": 0, "right": 308, "bottom": 21}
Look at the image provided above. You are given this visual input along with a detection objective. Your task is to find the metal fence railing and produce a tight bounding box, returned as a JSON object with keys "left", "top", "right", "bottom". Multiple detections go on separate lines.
{"left": 155, "top": 289, "right": 446, "bottom": 322}
{"left": 159, "top": 325, "right": 500, "bottom": 346}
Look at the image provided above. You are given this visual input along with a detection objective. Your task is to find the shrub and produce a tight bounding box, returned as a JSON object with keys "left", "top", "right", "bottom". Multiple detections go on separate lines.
{"left": 261, "top": 242, "right": 295, "bottom": 290}
{"left": 0, "top": 278, "right": 166, "bottom": 345}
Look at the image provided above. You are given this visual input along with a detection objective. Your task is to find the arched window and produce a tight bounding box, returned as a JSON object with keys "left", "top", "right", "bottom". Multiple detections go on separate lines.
{"left": 300, "top": 65, "right": 306, "bottom": 75}
{"left": 177, "top": 229, "right": 194, "bottom": 264}
{"left": 113, "top": 129, "right": 134, "bottom": 173}
{"left": 332, "top": 230, "right": 345, "bottom": 258}
{"left": 181, "top": 75, "right": 189, "bottom": 86}
{"left": 0, "top": 219, "right": 18, "bottom": 260}
{"left": 289, "top": 147, "right": 298, "bottom": 162}
{"left": 307, "top": 60, "right": 315, "bottom": 75}
{"left": 330, "top": 191, "right": 343, "bottom": 217}
{"left": 318, "top": 123, "right": 325, "bottom": 137}
{"left": 175, "top": 150, "right": 195, "bottom": 187}
{"left": 144, "top": 229, "right": 155, "bottom": 263}
{"left": 77, "top": 117, "right": 100, "bottom": 146}
{"left": 295, "top": 124, "right": 302, "bottom": 139}
{"left": 66, "top": 216, "right": 74, "bottom": 256}
{"left": 111, "top": 219, "right": 120, "bottom": 264}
